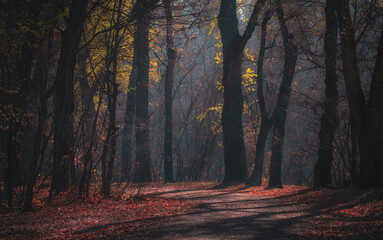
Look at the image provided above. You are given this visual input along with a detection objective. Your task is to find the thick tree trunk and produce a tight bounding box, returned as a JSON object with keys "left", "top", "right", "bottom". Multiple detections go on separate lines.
{"left": 221, "top": 53, "right": 247, "bottom": 183}
{"left": 133, "top": 10, "right": 153, "bottom": 183}
{"left": 218, "top": 0, "right": 265, "bottom": 183}
{"left": 313, "top": 0, "right": 339, "bottom": 188}
{"left": 247, "top": 10, "right": 272, "bottom": 186}
{"left": 268, "top": 0, "right": 298, "bottom": 189}
{"left": 51, "top": 0, "right": 88, "bottom": 194}
{"left": 368, "top": 25, "right": 383, "bottom": 186}
{"left": 164, "top": 0, "right": 176, "bottom": 183}
{"left": 336, "top": 0, "right": 375, "bottom": 188}
{"left": 121, "top": 66, "right": 136, "bottom": 181}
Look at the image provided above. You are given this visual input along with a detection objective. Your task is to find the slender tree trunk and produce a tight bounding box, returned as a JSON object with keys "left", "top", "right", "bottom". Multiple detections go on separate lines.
{"left": 101, "top": 95, "right": 111, "bottom": 195}
{"left": 133, "top": 8, "right": 153, "bottom": 183}
{"left": 23, "top": 44, "right": 51, "bottom": 210}
{"left": 164, "top": 0, "right": 176, "bottom": 183}
{"left": 350, "top": 117, "right": 358, "bottom": 185}
{"left": 102, "top": 0, "right": 122, "bottom": 196}
{"left": 24, "top": 95, "right": 48, "bottom": 211}
{"left": 79, "top": 84, "right": 103, "bottom": 197}
{"left": 77, "top": 47, "right": 104, "bottom": 198}
{"left": 78, "top": 48, "right": 93, "bottom": 197}
{"left": 247, "top": 10, "right": 272, "bottom": 186}
{"left": 105, "top": 80, "right": 118, "bottom": 196}
{"left": 6, "top": 122, "right": 13, "bottom": 207}
{"left": 268, "top": 0, "right": 298, "bottom": 189}
{"left": 51, "top": 0, "right": 88, "bottom": 194}
{"left": 218, "top": 0, "right": 265, "bottom": 183}
{"left": 313, "top": 0, "right": 339, "bottom": 188}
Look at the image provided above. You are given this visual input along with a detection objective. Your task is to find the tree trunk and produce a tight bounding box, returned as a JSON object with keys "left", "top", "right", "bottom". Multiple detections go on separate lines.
{"left": 268, "top": 0, "right": 298, "bottom": 189}
{"left": 164, "top": 0, "right": 176, "bottom": 183}
{"left": 100, "top": 95, "right": 111, "bottom": 196}
{"left": 23, "top": 43, "right": 51, "bottom": 210}
{"left": 336, "top": 0, "right": 375, "bottom": 188}
{"left": 102, "top": 0, "right": 123, "bottom": 197}
{"left": 368, "top": 25, "right": 383, "bottom": 186}
{"left": 78, "top": 48, "right": 94, "bottom": 197}
{"left": 133, "top": 7, "right": 153, "bottom": 183}
{"left": 314, "top": 0, "right": 339, "bottom": 188}
{"left": 51, "top": 0, "right": 88, "bottom": 194}
{"left": 247, "top": 10, "right": 272, "bottom": 186}
{"left": 6, "top": 122, "right": 13, "bottom": 207}
{"left": 218, "top": 0, "right": 265, "bottom": 183}
{"left": 121, "top": 66, "right": 136, "bottom": 181}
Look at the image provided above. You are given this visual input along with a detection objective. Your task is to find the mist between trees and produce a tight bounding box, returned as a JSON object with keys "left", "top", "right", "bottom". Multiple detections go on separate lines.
{"left": 0, "top": 0, "right": 382, "bottom": 211}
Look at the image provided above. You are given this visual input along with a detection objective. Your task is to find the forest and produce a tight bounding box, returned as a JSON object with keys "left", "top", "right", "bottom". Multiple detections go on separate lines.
{"left": 1, "top": 0, "right": 383, "bottom": 239}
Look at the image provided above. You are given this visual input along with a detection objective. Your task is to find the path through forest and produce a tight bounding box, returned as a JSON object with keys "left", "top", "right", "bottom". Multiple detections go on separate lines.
{"left": 126, "top": 187, "right": 304, "bottom": 239}
{"left": 123, "top": 185, "right": 382, "bottom": 240}
{"left": 2, "top": 183, "right": 382, "bottom": 239}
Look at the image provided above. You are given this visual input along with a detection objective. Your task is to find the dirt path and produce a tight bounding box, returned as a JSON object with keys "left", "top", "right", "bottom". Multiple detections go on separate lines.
{"left": 2, "top": 184, "right": 382, "bottom": 239}
{"left": 122, "top": 187, "right": 311, "bottom": 240}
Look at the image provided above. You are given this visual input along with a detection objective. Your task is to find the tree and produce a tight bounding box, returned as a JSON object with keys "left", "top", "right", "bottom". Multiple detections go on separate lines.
{"left": 164, "top": 0, "right": 176, "bottom": 183}
{"left": 101, "top": 0, "right": 124, "bottom": 198}
{"left": 268, "top": 0, "right": 298, "bottom": 189}
{"left": 133, "top": 0, "right": 158, "bottom": 182}
{"left": 121, "top": 63, "right": 136, "bottom": 181}
{"left": 247, "top": 9, "right": 273, "bottom": 186}
{"left": 336, "top": 0, "right": 383, "bottom": 188}
{"left": 51, "top": 0, "right": 89, "bottom": 194}
{"left": 218, "top": 0, "right": 265, "bottom": 183}
{"left": 369, "top": 26, "right": 383, "bottom": 186}
{"left": 24, "top": 31, "right": 55, "bottom": 211}
{"left": 313, "top": 0, "right": 339, "bottom": 188}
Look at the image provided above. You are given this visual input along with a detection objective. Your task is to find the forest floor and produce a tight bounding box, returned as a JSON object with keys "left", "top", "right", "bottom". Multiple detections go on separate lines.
{"left": 1, "top": 183, "right": 383, "bottom": 239}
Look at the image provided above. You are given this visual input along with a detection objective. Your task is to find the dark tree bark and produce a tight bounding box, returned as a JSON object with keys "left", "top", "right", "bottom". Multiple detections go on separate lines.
{"left": 6, "top": 122, "right": 13, "bottom": 207}
{"left": 218, "top": 0, "right": 265, "bottom": 183}
{"left": 268, "top": 0, "right": 298, "bottom": 189}
{"left": 121, "top": 0, "right": 156, "bottom": 182}
{"left": 24, "top": 36, "right": 52, "bottom": 211}
{"left": 336, "top": 0, "right": 376, "bottom": 188}
{"left": 51, "top": 0, "right": 88, "bottom": 194}
{"left": 164, "top": 0, "right": 176, "bottom": 183}
{"left": 100, "top": 104, "right": 111, "bottom": 194}
{"left": 2, "top": 0, "right": 45, "bottom": 207}
{"left": 78, "top": 48, "right": 92, "bottom": 197}
{"left": 313, "top": 0, "right": 339, "bottom": 188}
{"left": 121, "top": 66, "right": 136, "bottom": 181}
{"left": 247, "top": 10, "right": 273, "bottom": 186}
{"left": 102, "top": 76, "right": 119, "bottom": 197}
{"left": 368, "top": 25, "right": 383, "bottom": 186}
{"left": 133, "top": 0, "right": 158, "bottom": 183}
{"left": 134, "top": 14, "right": 151, "bottom": 182}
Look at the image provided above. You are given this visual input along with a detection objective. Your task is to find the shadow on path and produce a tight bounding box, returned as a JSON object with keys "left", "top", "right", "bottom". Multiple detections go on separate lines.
{"left": 74, "top": 186, "right": 383, "bottom": 240}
